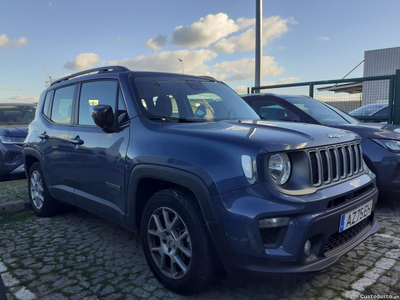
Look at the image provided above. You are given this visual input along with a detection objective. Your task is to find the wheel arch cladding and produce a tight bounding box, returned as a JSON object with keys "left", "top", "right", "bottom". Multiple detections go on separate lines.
{"left": 127, "top": 164, "right": 220, "bottom": 232}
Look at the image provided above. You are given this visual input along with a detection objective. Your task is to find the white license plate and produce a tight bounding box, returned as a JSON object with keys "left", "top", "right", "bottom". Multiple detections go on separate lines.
{"left": 339, "top": 200, "right": 373, "bottom": 233}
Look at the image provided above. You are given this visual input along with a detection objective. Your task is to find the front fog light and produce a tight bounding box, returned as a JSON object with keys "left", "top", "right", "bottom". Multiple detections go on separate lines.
{"left": 259, "top": 217, "right": 290, "bottom": 228}
{"left": 304, "top": 240, "right": 312, "bottom": 257}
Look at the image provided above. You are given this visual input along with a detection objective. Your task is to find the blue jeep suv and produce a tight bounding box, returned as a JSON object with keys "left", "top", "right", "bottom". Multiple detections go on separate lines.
{"left": 23, "top": 66, "right": 380, "bottom": 294}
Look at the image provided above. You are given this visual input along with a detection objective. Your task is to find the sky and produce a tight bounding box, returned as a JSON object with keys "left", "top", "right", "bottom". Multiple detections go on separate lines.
{"left": 1, "top": 0, "right": 400, "bottom": 102}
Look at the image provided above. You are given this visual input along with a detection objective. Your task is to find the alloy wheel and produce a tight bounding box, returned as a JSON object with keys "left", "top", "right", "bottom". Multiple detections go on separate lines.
{"left": 147, "top": 207, "right": 192, "bottom": 279}
{"left": 30, "top": 170, "right": 44, "bottom": 210}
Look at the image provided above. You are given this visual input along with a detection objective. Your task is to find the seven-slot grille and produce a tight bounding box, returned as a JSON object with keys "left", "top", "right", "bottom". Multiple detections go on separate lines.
{"left": 308, "top": 142, "right": 363, "bottom": 187}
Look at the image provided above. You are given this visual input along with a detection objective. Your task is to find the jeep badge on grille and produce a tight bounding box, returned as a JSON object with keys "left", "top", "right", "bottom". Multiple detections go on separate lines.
{"left": 327, "top": 133, "right": 343, "bottom": 139}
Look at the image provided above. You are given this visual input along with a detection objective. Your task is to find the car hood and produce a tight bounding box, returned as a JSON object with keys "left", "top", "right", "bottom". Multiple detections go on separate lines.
{"left": 0, "top": 124, "right": 29, "bottom": 137}
{"left": 334, "top": 123, "right": 400, "bottom": 140}
{"left": 164, "top": 120, "right": 359, "bottom": 152}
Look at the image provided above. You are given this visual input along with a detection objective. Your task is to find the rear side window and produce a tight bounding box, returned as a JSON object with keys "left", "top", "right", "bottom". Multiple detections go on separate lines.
{"left": 51, "top": 85, "right": 75, "bottom": 124}
{"left": 78, "top": 81, "right": 118, "bottom": 126}
{"left": 43, "top": 90, "right": 54, "bottom": 118}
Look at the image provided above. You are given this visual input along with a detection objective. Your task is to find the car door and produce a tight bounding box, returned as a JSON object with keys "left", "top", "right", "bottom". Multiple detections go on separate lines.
{"left": 68, "top": 80, "right": 130, "bottom": 223}
{"left": 38, "top": 85, "right": 76, "bottom": 201}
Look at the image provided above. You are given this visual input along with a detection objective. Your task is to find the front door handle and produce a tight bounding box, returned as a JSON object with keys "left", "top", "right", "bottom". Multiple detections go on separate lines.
{"left": 68, "top": 136, "right": 84, "bottom": 146}
{"left": 38, "top": 132, "right": 49, "bottom": 140}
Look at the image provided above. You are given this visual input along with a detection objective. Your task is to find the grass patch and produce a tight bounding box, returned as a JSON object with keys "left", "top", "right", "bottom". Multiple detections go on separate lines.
{"left": 0, "top": 210, "right": 32, "bottom": 224}
{"left": 0, "top": 179, "right": 28, "bottom": 205}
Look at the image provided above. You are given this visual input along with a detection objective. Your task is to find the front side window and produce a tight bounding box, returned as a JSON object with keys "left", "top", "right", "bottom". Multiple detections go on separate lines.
{"left": 78, "top": 81, "right": 118, "bottom": 126}
{"left": 0, "top": 105, "right": 37, "bottom": 124}
{"left": 250, "top": 100, "right": 300, "bottom": 122}
{"left": 131, "top": 76, "right": 259, "bottom": 122}
{"left": 51, "top": 85, "right": 75, "bottom": 124}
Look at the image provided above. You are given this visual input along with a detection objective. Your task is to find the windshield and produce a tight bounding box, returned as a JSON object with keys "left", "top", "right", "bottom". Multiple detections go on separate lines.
{"left": 0, "top": 105, "right": 37, "bottom": 125}
{"left": 131, "top": 76, "right": 259, "bottom": 122}
{"left": 349, "top": 104, "right": 387, "bottom": 116}
{"left": 282, "top": 96, "right": 359, "bottom": 125}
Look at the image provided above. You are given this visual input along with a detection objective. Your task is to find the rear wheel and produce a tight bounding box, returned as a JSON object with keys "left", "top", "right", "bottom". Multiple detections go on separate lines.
{"left": 28, "top": 162, "right": 60, "bottom": 217}
{"left": 140, "top": 189, "right": 216, "bottom": 295}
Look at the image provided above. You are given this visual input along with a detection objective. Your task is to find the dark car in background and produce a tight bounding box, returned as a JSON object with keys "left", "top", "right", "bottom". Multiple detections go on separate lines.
{"left": 242, "top": 93, "right": 400, "bottom": 195}
{"left": 0, "top": 102, "right": 37, "bottom": 181}
{"left": 349, "top": 103, "right": 388, "bottom": 118}
{"left": 23, "top": 67, "right": 379, "bottom": 294}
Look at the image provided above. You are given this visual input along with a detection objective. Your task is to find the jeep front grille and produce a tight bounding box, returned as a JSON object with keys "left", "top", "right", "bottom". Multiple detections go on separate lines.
{"left": 308, "top": 142, "right": 363, "bottom": 187}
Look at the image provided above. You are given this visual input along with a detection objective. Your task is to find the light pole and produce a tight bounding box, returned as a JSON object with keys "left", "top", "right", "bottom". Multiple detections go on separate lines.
{"left": 255, "top": 0, "right": 263, "bottom": 92}
{"left": 178, "top": 58, "right": 184, "bottom": 74}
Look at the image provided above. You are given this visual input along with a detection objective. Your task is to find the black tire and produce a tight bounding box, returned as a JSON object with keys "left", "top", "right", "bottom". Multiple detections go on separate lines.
{"left": 140, "top": 188, "right": 216, "bottom": 295}
{"left": 28, "top": 162, "right": 60, "bottom": 217}
{"left": 0, "top": 173, "right": 9, "bottom": 182}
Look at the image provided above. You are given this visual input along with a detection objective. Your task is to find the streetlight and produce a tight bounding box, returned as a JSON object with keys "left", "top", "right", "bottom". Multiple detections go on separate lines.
{"left": 178, "top": 58, "right": 184, "bottom": 74}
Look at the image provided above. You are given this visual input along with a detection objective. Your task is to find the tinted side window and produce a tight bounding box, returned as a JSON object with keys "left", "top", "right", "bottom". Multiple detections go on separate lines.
{"left": 252, "top": 100, "right": 300, "bottom": 122}
{"left": 51, "top": 86, "right": 75, "bottom": 124}
{"left": 43, "top": 90, "right": 54, "bottom": 118}
{"left": 79, "top": 81, "right": 118, "bottom": 126}
{"left": 374, "top": 107, "right": 388, "bottom": 117}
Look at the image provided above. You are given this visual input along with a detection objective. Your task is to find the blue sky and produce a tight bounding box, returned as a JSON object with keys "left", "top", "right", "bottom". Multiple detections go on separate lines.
{"left": 1, "top": 0, "right": 400, "bottom": 102}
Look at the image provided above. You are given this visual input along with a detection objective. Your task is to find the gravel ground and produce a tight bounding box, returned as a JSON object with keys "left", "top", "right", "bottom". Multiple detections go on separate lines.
{"left": 0, "top": 179, "right": 28, "bottom": 205}
{"left": 0, "top": 191, "right": 399, "bottom": 299}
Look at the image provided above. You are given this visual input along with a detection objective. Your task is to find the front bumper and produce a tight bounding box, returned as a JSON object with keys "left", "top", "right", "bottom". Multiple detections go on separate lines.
{"left": 210, "top": 173, "right": 380, "bottom": 275}
{"left": 0, "top": 143, "right": 25, "bottom": 176}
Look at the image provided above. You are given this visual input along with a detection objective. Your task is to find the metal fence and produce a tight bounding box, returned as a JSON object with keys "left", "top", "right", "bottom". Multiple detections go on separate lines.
{"left": 250, "top": 70, "right": 400, "bottom": 124}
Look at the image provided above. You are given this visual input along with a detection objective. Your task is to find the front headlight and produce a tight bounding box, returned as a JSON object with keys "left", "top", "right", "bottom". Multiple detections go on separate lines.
{"left": 372, "top": 139, "right": 400, "bottom": 153}
{"left": 0, "top": 136, "right": 25, "bottom": 144}
{"left": 268, "top": 152, "right": 291, "bottom": 185}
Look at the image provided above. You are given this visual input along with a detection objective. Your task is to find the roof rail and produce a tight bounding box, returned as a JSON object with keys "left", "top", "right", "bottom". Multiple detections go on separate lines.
{"left": 51, "top": 66, "right": 130, "bottom": 86}
{"left": 201, "top": 76, "right": 217, "bottom": 81}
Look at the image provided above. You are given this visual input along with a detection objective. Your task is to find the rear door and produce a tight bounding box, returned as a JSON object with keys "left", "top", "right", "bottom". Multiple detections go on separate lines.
{"left": 68, "top": 80, "right": 130, "bottom": 223}
{"left": 38, "top": 85, "right": 76, "bottom": 200}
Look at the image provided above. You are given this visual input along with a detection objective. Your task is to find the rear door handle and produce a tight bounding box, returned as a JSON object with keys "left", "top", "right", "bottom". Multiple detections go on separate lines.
{"left": 38, "top": 132, "right": 49, "bottom": 140}
{"left": 68, "top": 136, "right": 84, "bottom": 145}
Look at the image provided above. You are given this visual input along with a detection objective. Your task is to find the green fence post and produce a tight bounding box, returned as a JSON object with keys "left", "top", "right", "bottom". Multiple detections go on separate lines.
{"left": 309, "top": 83, "right": 314, "bottom": 98}
{"left": 392, "top": 70, "right": 400, "bottom": 125}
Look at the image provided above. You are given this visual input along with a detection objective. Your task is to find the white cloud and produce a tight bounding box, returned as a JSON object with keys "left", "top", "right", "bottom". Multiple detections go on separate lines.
{"left": 319, "top": 36, "right": 330, "bottom": 41}
{"left": 0, "top": 34, "right": 27, "bottom": 49}
{"left": 262, "top": 77, "right": 300, "bottom": 86}
{"left": 172, "top": 13, "right": 239, "bottom": 49}
{"left": 210, "top": 55, "right": 285, "bottom": 81}
{"left": 63, "top": 53, "right": 100, "bottom": 71}
{"left": 145, "top": 34, "right": 167, "bottom": 51}
{"left": 236, "top": 17, "right": 255, "bottom": 29}
{"left": 0, "top": 95, "right": 38, "bottom": 103}
{"left": 213, "top": 16, "right": 294, "bottom": 54}
{"left": 231, "top": 85, "right": 249, "bottom": 95}
{"left": 109, "top": 49, "right": 217, "bottom": 75}
{"left": 0, "top": 87, "right": 22, "bottom": 91}
{"left": 48, "top": 2, "right": 52, "bottom": 7}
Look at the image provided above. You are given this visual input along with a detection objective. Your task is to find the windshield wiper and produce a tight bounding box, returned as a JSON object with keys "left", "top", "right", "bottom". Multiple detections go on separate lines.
{"left": 149, "top": 116, "right": 206, "bottom": 123}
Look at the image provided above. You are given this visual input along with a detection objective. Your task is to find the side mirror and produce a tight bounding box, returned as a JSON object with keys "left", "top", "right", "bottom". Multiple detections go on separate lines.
{"left": 92, "top": 105, "right": 114, "bottom": 129}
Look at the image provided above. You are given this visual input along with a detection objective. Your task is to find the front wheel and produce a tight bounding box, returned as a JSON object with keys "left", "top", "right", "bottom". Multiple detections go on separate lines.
{"left": 140, "top": 189, "right": 217, "bottom": 295}
{"left": 28, "top": 162, "right": 60, "bottom": 217}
